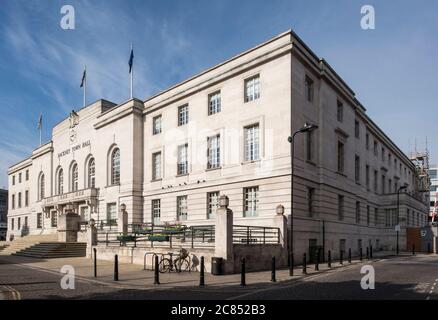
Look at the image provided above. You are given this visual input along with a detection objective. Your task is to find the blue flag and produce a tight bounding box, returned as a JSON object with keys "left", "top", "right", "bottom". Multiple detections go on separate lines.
{"left": 128, "top": 48, "right": 134, "bottom": 73}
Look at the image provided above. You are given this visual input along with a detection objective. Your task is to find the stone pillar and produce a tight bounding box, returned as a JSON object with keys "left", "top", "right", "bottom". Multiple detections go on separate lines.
{"left": 87, "top": 219, "right": 98, "bottom": 257}
{"left": 214, "top": 195, "right": 233, "bottom": 273}
{"left": 57, "top": 211, "right": 80, "bottom": 242}
{"left": 118, "top": 203, "right": 128, "bottom": 234}
{"left": 274, "top": 204, "right": 288, "bottom": 250}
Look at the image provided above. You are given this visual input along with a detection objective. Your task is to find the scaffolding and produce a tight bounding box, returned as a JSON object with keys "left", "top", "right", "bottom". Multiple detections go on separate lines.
{"left": 409, "top": 145, "right": 431, "bottom": 215}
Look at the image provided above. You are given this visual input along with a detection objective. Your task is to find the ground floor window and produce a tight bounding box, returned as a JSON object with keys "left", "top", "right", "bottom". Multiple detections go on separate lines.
{"left": 107, "top": 203, "right": 117, "bottom": 223}
{"left": 37, "top": 213, "right": 42, "bottom": 229}
{"left": 207, "top": 192, "right": 219, "bottom": 220}
{"left": 152, "top": 199, "right": 161, "bottom": 224}
{"left": 80, "top": 206, "right": 89, "bottom": 221}
{"left": 177, "top": 196, "right": 188, "bottom": 221}
{"left": 243, "top": 186, "right": 259, "bottom": 217}
{"left": 17, "top": 217, "right": 21, "bottom": 230}
{"left": 51, "top": 212, "right": 57, "bottom": 228}
{"left": 11, "top": 218, "right": 14, "bottom": 230}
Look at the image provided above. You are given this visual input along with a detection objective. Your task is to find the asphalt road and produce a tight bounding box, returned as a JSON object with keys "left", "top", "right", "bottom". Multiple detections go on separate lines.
{"left": 0, "top": 254, "right": 437, "bottom": 300}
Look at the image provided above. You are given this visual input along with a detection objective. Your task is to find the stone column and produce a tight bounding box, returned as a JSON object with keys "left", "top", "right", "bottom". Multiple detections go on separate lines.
{"left": 214, "top": 195, "right": 233, "bottom": 273}
{"left": 274, "top": 204, "right": 288, "bottom": 250}
{"left": 118, "top": 203, "right": 128, "bottom": 234}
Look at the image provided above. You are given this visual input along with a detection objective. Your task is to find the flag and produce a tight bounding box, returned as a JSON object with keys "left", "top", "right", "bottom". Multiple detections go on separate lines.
{"left": 128, "top": 47, "right": 134, "bottom": 73}
{"left": 37, "top": 113, "right": 42, "bottom": 130}
{"left": 80, "top": 67, "right": 86, "bottom": 88}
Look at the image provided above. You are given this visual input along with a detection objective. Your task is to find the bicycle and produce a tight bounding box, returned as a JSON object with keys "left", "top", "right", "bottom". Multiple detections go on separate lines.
{"left": 159, "top": 249, "right": 191, "bottom": 273}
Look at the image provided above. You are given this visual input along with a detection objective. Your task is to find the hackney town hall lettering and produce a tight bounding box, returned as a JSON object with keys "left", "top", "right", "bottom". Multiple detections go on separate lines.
{"left": 57, "top": 140, "right": 91, "bottom": 158}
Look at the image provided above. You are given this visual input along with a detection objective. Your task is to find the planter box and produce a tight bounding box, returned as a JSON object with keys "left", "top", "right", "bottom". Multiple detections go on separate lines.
{"left": 148, "top": 235, "right": 170, "bottom": 242}
{"left": 117, "top": 235, "right": 137, "bottom": 242}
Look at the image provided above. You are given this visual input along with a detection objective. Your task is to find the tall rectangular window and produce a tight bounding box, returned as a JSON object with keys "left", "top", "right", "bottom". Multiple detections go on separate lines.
{"left": 381, "top": 175, "right": 386, "bottom": 195}
{"left": 381, "top": 147, "right": 385, "bottom": 161}
{"left": 25, "top": 170, "right": 29, "bottom": 181}
{"left": 177, "top": 195, "right": 188, "bottom": 221}
{"left": 355, "top": 120, "right": 360, "bottom": 138}
{"left": 207, "top": 135, "right": 220, "bottom": 169}
{"left": 152, "top": 152, "right": 162, "bottom": 180}
{"left": 12, "top": 175, "right": 15, "bottom": 185}
{"left": 374, "top": 208, "right": 378, "bottom": 226}
{"left": 388, "top": 179, "right": 392, "bottom": 193}
{"left": 365, "top": 133, "right": 369, "bottom": 150}
{"left": 337, "top": 100, "right": 343, "bottom": 122}
{"left": 152, "top": 115, "right": 162, "bottom": 135}
{"left": 177, "top": 144, "right": 188, "bottom": 175}
{"left": 366, "top": 165, "right": 370, "bottom": 189}
{"left": 51, "top": 212, "right": 57, "bottom": 228}
{"left": 385, "top": 209, "right": 391, "bottom": 227}
{"left": 25, "top": 190, "right": 29, "bottom": 207}
{"left": 244, "top": 124, "right": 260, "bottom": 162}
{"left": 337, "top": 141, "right": 344, "bottom": 173}
{"left": 356, "top": 201, "right": 361, "bottom": 224}
{"left": 306, "top": 131, "right": 313, "bottom": 161}
{"left": 244, "top": 75, "right": 260, "bottom": 102}
{"left": 374, "top": 170, "right": 378, "bottom": 193}
{"left": 18, "top": 192, "right": 21, "bottom": 208}
{"left": 17, "top": 217, "right": 21, "bottom": 230}
{"left": 106, "top": 203, "right": 117, "bottom": 222}
{"left": 307, "top": 187, "right": 315, "bottom": 217}
{"left": 178, "top": 104, "right": 189, "bottom": 126}
{"left": 11, "top": 218, "right": 14, "bottom": 230}
{"left": 152, "top": 199, "right": 161, "bottom": 224}
{"left": 305, "top": 75, "right": 314, "bottom": 102}
{"left": 208, "top": 91, "right": 221, "bottom": 115}
{"left": 207, "top": 191, "right": 219, "bottom": 219}
{"left": 37, "top": 213, "right": 42, "bottom": 229}
{"left": 11, "top": 194, "right": 15, "bottom": 209}
{"left": 243, "top": 186, "right": 259, "bottom": 217}
{"left": 19, "top": 173, "right": 22, "bottom": 183}
{"left": 374, "top": 141, "right": 378, "bottom": 156}
{"left": 355, "top": 155, "right": 360, "bottom": 183}
{"left": 366, "top": 205, "right": 370, "bottom": 225}
{"left": 338, "top": 195, "right": 344, "bottom": 221}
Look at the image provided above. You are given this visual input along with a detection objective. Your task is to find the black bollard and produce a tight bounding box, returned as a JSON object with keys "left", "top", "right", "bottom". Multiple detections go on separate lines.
{"left": 340, "top": 250, "right": 343, "bottom": 265}
{"left": 114, "top": 254, "right": 119, "bottom": 281}
{"left": 366, "top": 247, "right": 369, "bottom": 259}
{"left": 240, "top": 258, "right": 246, "bottom": 287}
{"left": 302, "top": 253, "right": 307, "bottom": 274}
{"left": 328, "top": 250, "right": 331, "bottom": 268}
{"left": 412, "top": 244, "right": 415, "bottom": 255}
{"left": 359, "top": 247, "right": 363, "bottom": 261}
{"left": 370, "top": 245, "right": 373, "bottom": 259}
{"left": 199, "top": 256, "right": 205, "bottom": 287}
{"left": 271, "top": 256, "right": 276, "bottom": 282}
{"left": 348, "top": 248, "right": 351, "bottom": 263}
{"left": 315, "top": 249, "right": 320, "bottom": 271}
{"left": 154, "top": 255, "right": 160, "bottom": 285}
{"left": 93, "top": 248, "right": 97, "bottom": 278}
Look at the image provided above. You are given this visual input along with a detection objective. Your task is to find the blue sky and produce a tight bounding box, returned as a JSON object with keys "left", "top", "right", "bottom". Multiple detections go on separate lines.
{"left": 0, "top": 0, "right": 437, "bottom": 188}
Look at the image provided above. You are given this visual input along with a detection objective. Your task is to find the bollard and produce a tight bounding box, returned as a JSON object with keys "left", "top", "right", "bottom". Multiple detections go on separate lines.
{"left": 154, "top": 255, "right": 160, "bottom": 285}
{"left": 328, "top": 250, "right": 331, "bottom": 268}
{"left": 271, "top": 256, "right": 276, "bottom": 282}
{"left": 340, "top": 250, "right": 343, "bottom": 265}
{"left": 240, "top": 258, "right": 246, "bottom": 287}
{"left": 412, "top": 244, "right": 415, "bottom": 256}
{"left": 366, "top": 247, "right": 369, "bottom": 260}
{"left": 93, "top": 248, "right": 97, "bottom": 278}
{"left": 370, "top": 245, "right": 373, "bottom": 259}
{"left": 199, "top": 256, "right": 205, "bottom": 287}
{"left": 302, "top": 253, "right": 307, "bottom": 274}
{"left": 348, "top": 248, "right": 351, "bottom": 264}
{"left": 315, "top": 249, "right": 320, "bottom": 271}
{"left": 359, "top": 247, "right": 363, "bottom": 261}
{"left": 114, "top": 254, "right": 119, "bottom": 281}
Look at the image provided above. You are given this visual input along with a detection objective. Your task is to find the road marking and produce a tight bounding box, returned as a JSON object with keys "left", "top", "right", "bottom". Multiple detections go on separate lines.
{"left": 0, "top": 285, "right": 21, "bottom": 300}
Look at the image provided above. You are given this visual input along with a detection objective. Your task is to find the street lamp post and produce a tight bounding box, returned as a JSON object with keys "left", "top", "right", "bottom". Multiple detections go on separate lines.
{"left": 396, "top": 185, "right": 408, "bottom": 255}
{"left": 287, "top": 122, "right": 318, "bottom": 276}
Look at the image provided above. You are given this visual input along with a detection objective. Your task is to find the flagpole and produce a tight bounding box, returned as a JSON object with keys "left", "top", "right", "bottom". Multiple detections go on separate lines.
{"left": 130, "top": 43, "right": 133, "bottom": 99}
{"left": 83, "top": 65, "right": 87, "bottom": 107}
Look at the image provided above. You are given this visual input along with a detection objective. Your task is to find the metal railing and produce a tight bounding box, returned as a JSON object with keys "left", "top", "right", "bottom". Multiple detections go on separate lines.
{"left": 96, "top": 219, "right": 118, "bottom": 231}
{"left": 232, "top": 225, "right": 280, "bottom": 244}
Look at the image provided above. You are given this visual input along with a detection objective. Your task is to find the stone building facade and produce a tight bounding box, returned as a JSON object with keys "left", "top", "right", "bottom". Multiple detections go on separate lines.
{"left": 6, "top": 30, "right": 429, "bottom": 256}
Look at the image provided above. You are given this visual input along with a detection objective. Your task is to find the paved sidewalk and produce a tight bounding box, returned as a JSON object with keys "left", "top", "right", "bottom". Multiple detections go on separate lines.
{"left": 0, "top": 251, "right": 423, "bottom": 291}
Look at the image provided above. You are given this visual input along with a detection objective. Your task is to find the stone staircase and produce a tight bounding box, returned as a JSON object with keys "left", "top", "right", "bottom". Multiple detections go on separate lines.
{"left": 0, "top": 234, "right": 86, "bottom": 258}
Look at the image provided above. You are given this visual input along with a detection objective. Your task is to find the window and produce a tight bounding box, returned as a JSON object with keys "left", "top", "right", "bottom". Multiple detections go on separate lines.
{"left": 178, "top": 104, "right": 189, "bottom": 126}
{"left": 111, "top": 148, "right": 120, "bottom": 185}
{"left": 356, "top": 201, "right": 361, "bottom": 224}
{"left": 37, "top": 213, "right": 42, "bottom": 229}
{"left": 39, "top": 173, "right": 45, "bottom": 200}
{"left": 19, "top": 173, "right": 22, "bottom": 183}
{"left": 177, "top": 143, "right": 188, "bottom": 175}
{"left": 11, "top": 218, "right": 14, "bottom": 230}
{"left": 388, "top": 179, "right": 392, "bottom": 193}
{"left": 51, "top": 211, "right": 57, "bottom": 227}
{"left": 337, "top": 100, "right": 343, "bottom": 122}
{"left": 57, "top": 168, "right": 64, "bottom": 195}
{"left": 152, "top": 152, "right": 162, "bottom": 180}
{"left": 106, "top": 203, "right": 117, "bottom": 222}
{"left": 177, "top": 196, "right": 188, "bottom": 221}
{"left": 355, "top": 120, "right": 360, "bottom": 138}
{"left": 24, "top": 216, "right": 28, "bottom": 228}
{"left": 18, "top": 217, "right": 21, "bottom": 230}
{"left": 244, "top": 75, "right": 260, "bottom": 102}
{"left": 365, "top": 133, "right": 369, "bottom": 150}
{"left": 374, "top": 170, "right": 378, "bottom": 193}
{"left": 381, "top": 147, "right": 385, "bottom": 162}
{"left": 355, "top": 155, "right": 360, "bottom": 183}
{"left": 152, "top": 199, "right": 161, "bottom": 224}
{"left": 11, "top": 194, "right": 15, "bottom": 209}
{"left": 244, "top": 124, "right": 260, "bottom": 162}
{"left": 207, "top": 135, "right": 220, "bottom": 169}
{"left": 366, "top": 165, "right": 370, "bottom": 189}
{"left": 388, "top": 154, "right": 392, "bottom": 167}
{"left": 208, "top": 91, "right": 221, "bottom": 115}
{"left": 374, "top": 208, "right": 378, "bottom": 226}
{"left": 152, "top": 115, "right": 162, "bottom": 135}
{"left": 306, "top": 131, "right": 314, "bottom": 162}
{"left": 12, "top": 175, "right": 15, "bottom": 185}
{"left": 71, "top": 163, "right": 78, "bottom": 191}
{"left": 373, "top": 141, "right": 378, "bottom": 156}
{"left": 431, "top": 169, "right": 437, "bottom": 179}
{"left": 307, "top": 188, "right": 315, "bottom": 217}
{"left": 88, "top": 158, "right": 95, "bottom": 188}
{"left": 338, "top": 195, "right": 345, "bottom": 220}
{"left": 305, "top": 75, "right": 314, "bottom": 102}
{"left": 243, "top": 186, "right": 259, "bottom": 217}
{"left": 17, "top": 192, "right": 21, "bottom": 208}
{"left": 366, "top": 205, "right": 370, "bottom": 225}
{"left": 25, "top": 190, "right": 29, "bottom": 207}
{"left": 25, "top": 170, "right": 29, "bottom": 181}
{"left": 337, "top": 141, "right": 345, "bottom": 173}
{"left": 207, "top": 191, "right": 219, "bottom": 219}
{"left": 381, "top": 175, "right": 386, "bottom": 194}
{"left": 385, "top": 209, "right": 391, "bottom": 227}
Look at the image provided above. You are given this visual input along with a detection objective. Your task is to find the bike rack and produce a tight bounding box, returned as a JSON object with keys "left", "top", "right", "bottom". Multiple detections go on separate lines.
{"left": 143, "top": 252, "right": 164, "bottom": 271}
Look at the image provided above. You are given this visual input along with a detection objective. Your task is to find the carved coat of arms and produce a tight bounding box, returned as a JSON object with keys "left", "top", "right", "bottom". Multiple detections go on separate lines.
{"left": 69, "top": 110, "right": 79, "bottom": 143}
